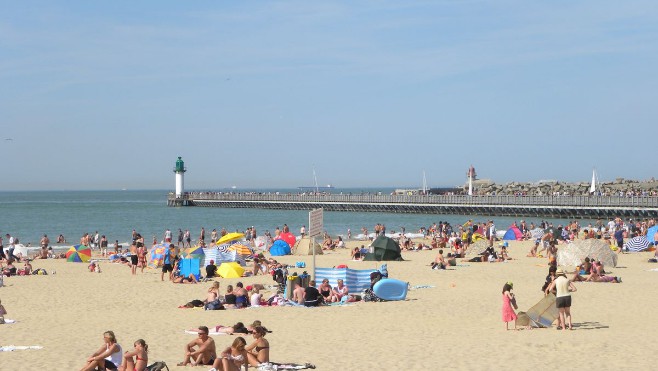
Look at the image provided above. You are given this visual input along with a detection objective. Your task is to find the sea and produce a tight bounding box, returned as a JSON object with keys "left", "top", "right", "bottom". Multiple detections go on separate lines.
{"left": 0, "top": 189, "right": 596, "bottom": 248}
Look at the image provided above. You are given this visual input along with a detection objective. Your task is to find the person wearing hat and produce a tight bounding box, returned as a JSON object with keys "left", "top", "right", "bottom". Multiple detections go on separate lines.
{"left": 545, "top": 267, "right": 577, "bottom": 330}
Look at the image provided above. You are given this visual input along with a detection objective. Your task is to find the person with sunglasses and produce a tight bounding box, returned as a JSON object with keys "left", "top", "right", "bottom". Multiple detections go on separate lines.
{"left": 178, "top": 326, "right": 217, "bottom": 367}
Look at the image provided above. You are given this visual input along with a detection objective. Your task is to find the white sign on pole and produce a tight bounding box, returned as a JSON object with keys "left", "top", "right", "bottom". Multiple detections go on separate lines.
{"left": 308, "top": 208, "right": 324, "bottom": 237}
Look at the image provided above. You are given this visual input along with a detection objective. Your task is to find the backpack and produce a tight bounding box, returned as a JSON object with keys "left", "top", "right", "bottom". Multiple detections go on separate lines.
{"left": 146, "top": 361, "right": 169, "bottom": 371}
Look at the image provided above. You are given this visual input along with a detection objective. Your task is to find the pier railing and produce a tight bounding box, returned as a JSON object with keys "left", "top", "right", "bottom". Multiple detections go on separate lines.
{"left": 170, "top": 192, "right": 658, "bottom": 208}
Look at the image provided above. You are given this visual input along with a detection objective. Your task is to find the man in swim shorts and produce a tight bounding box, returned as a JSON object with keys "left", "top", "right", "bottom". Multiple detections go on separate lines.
{"left": 161, "top": 244, "right": 175, "bottom": 281}
{"left": 179, "top": 326, "right": 216, "bottom": 367}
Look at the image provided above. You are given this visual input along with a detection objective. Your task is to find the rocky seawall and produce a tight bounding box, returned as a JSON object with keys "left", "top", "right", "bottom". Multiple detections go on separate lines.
{"left": 469, "top": 178, "right": 658, "bottom": 196}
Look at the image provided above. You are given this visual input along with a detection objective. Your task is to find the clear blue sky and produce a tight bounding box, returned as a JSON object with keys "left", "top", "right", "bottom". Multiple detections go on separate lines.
{"left": 2, "top": 1, "right": 656, "bottom": 191}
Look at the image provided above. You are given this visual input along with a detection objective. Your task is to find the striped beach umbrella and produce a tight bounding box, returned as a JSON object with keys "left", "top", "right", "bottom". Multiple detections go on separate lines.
{"left": 184, "top": 245, "right": 206, "bottom": 260}
{"left": 530, "top": 228, "right": 544, "bottom": 240}
{"left": 229, "top": 243, "right": 253, "bottom": 257}
{"left": 624, "top": 236, "right": 650, "bottom": 252}
{"left": 65, "top": 244, "right": 92, "bottom": 262}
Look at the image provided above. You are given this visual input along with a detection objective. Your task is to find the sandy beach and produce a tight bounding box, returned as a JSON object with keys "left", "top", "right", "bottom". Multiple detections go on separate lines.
{"left": 1, "top": 239, "right": 657, "bottom": 370}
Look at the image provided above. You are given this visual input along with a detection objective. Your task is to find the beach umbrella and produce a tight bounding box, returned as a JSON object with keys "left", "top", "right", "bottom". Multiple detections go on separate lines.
{"left": 148, "top": 244, "right": 167, "bottom": 268}
{"left": 530, "top": 228, "right": 544, "bottom": 240}
{"left": 277, "top": 232, "right": 296, "bottom": 247}
{"left": 228, "top": 243, "right": 253, "bottom": 257}
{"left": 647, "top": 225, "right": 658, "bottom": 245}
{"left": 624, "top": 236, "right": 650, "bottom": 252}
{"left": 216, "top": 233, "right": 245, "bottom": 245}
{"left": 557, "top": 239, "right": 618, "bottom": 268}
{"left": 217, "top": 262, "right": 244, "bottom": 278}
{"left": 184, "top": 245, "right": 206, "bottom": 260}
{"left": 65, "top": 244, "right": 91, "bottom": 263}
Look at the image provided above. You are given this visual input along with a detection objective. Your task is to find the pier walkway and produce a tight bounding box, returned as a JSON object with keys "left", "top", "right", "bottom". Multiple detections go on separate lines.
{"left": 167, "top": 192, "right": 658, "bottom": 219}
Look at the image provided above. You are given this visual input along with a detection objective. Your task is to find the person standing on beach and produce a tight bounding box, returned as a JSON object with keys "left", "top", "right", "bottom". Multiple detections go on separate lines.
{"left": 300, "top": 225, "right": 306, "bottom": 238}
{"left": 545, "top": 268, "right": 577, "bottom": 330}
{"left": 164, "top": 228, "right": 172, "bottom": 244}
{"left": 130, "top": 235, "right": 142, "bottom": 276}
{"left": 0, "top": 234, "right": 5, "bottom": 261}
{"left": 502, "top": 282, "right": 517, "bottom": 330}
{"left": 199, "top": 227, "right": 206, "bottom": 245}
{"left": 184, "top": 229, "right": 191, "bottom": 248}
{"left": 177, "top": 229, "right": 183, "bottom": 248}
{"left": 161, "top": 244, "right": 175, "bottom": 281}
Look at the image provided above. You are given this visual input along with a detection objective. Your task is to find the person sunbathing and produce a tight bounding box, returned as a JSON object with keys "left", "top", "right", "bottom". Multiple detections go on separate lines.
{"left": 173, "top": 273, "right": 198, "bottom": 284}
{"left": 81, "top": 330, "right": 123, "bottom": 371}
{"left": 318, "top": 279, "right": 336, "bottom": 303}
{"left": 179, "top": 326, "right": 217, "bottom": 367}
{"left": 431, "top": 249, "right": 447, "bottom": 270}
{"left": 211, "top": 336, "right": 248, "bottom": 371}
{"left": 118, "top": 339, "right": 148, "bottom": 371}
{"left": 246, "top": 326, "right": 270, "bottom": 367}
{"left": 332, "top": 279, "right": 349, "bottom": 301}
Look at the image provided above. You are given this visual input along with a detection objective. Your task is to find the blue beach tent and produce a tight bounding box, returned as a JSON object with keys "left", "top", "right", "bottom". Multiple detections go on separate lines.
{"left": 269, "top": 239, "right": 291, "bottom": 256}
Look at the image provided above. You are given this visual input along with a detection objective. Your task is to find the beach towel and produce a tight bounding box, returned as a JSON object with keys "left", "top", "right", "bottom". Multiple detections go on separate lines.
{"left": 411, "top": 285, "right": 435, "bottom": 290}
{"left": 184, "top": 329, "right": 228, "bottom": 336}
{"left": 258, "top": 362, "right": 316, "bottom": 370}
{"left": 0, "top": 345, "right": 43, "bottom": 352}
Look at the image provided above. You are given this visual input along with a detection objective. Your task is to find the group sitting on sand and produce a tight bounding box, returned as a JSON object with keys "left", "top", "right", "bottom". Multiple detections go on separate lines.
{"left": 179, "top": 324, "right": 270, "bottom": 369}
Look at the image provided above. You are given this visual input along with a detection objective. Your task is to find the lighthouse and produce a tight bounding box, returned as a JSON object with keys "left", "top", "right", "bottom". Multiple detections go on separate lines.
{"left": 174, "top": 157, "right": 186, "bottom": 197}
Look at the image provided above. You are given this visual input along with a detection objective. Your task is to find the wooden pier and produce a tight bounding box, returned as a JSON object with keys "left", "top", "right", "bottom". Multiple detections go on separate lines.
{"left": 167, "top": 192, "right": 658, "bottom": 219}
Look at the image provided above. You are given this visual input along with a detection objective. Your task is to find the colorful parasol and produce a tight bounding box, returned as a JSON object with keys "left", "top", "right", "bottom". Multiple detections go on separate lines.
{"left": 216, "top": 233, "right": 245, "bottom": 245}
{"left": 148, "top": 244, "right": 168, "bottom": 268}
{"left": 278, "top": 232, "right": 296, "bottom": 247}
{"left": 217, "top": 262, "right": 245, "bottom": 278}
{"left": 228, "top": 243, "right": 253, "bottom": 257}
{"left": 184, "top": 245, "right": 206, "bottom": 260}
{"left": 66, "top": 244, "right": 92, "bottom": 262}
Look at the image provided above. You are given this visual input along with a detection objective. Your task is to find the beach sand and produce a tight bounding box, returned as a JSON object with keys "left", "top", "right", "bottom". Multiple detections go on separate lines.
{"left": 1, "top": 239, "right": 657, "bottom": 370}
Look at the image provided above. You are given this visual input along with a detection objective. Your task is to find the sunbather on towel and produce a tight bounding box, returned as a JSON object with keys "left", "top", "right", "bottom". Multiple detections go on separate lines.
{"left": 246, "top": 326, "right": 270, "bottom": 367}
{"left": 179, "top": 326, "right": 217, "bottom": 367}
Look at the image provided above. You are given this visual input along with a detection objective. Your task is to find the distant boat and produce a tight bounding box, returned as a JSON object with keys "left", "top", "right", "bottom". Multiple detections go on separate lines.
{"left": 231, "top": 186, "right": 237, "bottom": 189}
{"left": 298, "top": 185, "right": 334, "bottom": 190}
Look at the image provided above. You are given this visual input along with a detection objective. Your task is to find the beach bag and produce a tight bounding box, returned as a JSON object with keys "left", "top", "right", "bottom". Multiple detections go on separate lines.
{"left": 295, "top": 261, "right": 305, "bottom": 268}
{"left": 146, "top": 361, "right": 169, "bottom": 371}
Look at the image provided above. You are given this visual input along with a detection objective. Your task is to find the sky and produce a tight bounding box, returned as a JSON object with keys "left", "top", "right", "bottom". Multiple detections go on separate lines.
{"left": 1, "top": 1, "right": 657, "bottom": 191}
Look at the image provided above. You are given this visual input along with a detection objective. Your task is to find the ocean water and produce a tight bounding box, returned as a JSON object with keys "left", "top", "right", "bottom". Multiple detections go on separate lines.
{"left": 0, "top": 189, "right": 592, "bottom": 246}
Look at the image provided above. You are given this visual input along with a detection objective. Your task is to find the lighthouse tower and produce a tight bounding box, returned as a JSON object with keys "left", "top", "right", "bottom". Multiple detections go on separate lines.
{"left": 174, "top": 157, "right": 186, "bottom": 197}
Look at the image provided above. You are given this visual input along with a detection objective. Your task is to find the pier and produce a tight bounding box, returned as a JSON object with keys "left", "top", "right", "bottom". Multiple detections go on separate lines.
{"left": 167, "top": 193, "right": 658, "bottom": 219}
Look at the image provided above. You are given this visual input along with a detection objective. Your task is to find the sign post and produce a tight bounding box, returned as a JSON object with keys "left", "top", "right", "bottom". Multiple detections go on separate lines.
{"left": 308, "top": 208, "right": 324, "bottom": 280}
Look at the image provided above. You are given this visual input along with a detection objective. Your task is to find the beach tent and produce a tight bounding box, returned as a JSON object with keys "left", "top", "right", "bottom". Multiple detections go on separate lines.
{"left": 148, "top": 244, "right": 168, "bottom": 268}
{"left": 293, "top": 237, "right": 323, "bottom": 256}
{"left": 314, "top": 267, "right": 376, "bottom": 293}
{"left": 66, "top": 245, "right": 92, "bottom": 263}
{"left": 363, "top": 236, "right": 402, "bottom": 261}
{"left": 277, "top": 232, "right": 296, "bottom": 247}
{"left": 516, "top": 293, "right": 559, "bottom": 328}
{"left": 502, "top": 226, "right": 523, "bottom": 241}
{"left": 647, "top": 225, "right": 658, "bottom": 245}
{"left": 557, "top": 239, "right": 618, "bottom": 268}
{"left": 269, "top": 239, "right": 291, "bottom": 256}
{"left": 218, "top": 262, "right": 245, "bottom": 278}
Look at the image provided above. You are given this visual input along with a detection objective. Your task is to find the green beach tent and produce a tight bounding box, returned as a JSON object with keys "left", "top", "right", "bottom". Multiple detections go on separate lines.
{"left": 363, "top": 236, "right": 403, "bottom": 261}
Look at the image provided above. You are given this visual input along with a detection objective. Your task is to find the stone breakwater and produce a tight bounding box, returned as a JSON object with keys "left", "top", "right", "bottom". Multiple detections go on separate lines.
{"left": 471, "top": 178, "right": 658, "bottom": 196}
